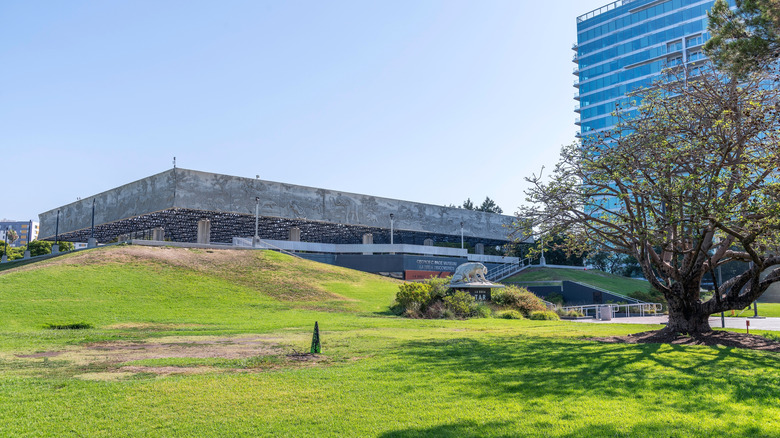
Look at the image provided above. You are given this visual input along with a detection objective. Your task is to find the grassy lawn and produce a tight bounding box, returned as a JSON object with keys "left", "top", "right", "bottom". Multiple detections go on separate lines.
{"left": 1, "top": 246, "right": 778, "bottom": 437}
{"left": 725, "top": 302, "right": 780, "bottom": 318}
{"left": 504, "top": 267, "right": 653, "bottom": 295}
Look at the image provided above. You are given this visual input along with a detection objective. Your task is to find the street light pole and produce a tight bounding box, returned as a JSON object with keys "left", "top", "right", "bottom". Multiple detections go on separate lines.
{"left": 2, "top": 226, "right": 8, "bottom": 263}
{"left": 460, "top": 222, "right": 464, "bottom": 249}
{"left": 254, "top": 196, "right": 260, "bottom": 248}
{"left": 90, "top": 199, "right": 95, "bottom": 239}
{"left": 53, "top": 210, "right": 60, "bottom": 254}
{"left": 718, "top": 265, "right": 725, "bottom": 328}
{"left": 390, "top": 214, "right": 394, "bottom": 245}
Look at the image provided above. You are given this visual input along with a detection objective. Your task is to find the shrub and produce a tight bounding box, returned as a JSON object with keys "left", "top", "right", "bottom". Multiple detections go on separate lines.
{"left": 491, "top": 286, "right": 548, "bottom": 316}
{"left": 423, "top": 301, "right": 445, "bottom": 319}
{"left": 443, "top": 291, "right": 477, "bottom": 318}
{"left": 498, "top": 310, "right": 524, "bottom": 320}
{"left": 474, "top": 304, "right": 492, "bottom": 319}
{"left": 396, "top": 283, "right": 431, "bottom": 312}
{"left": 529, "top": 311, "right": 560, "bottom": 321}
{"left": 426, "top": 277, "right": 452, "bottom": 302}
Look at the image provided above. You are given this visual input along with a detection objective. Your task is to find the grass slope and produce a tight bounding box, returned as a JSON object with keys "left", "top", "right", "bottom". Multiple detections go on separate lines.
{"left": 504, "top": 267, "right": 653, "bottom": 295}
{"left": 0, "top": 245, "right": 778, "bottom": 437}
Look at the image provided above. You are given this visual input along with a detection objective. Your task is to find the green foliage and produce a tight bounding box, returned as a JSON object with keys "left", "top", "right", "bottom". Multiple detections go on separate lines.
{"left": 394, "top": 277, "right": 457, "bottom": 318}
{"left": 395, "top": 282, "right": 431, "bottom": 315}
{"left": 491, "top": 286, "right": 548, "bottom": 316}
{"left": 57, "top": 241, "right": 75, "bottom": 252}
{"left": 460, "top": 196, "right": 503, "bottom": 214}
{"left": 529, "top": 234, "right": 586, "bottom": 266}
{"left": 498, "top": 310, "right": 524, "bottom": 320}
{"left": 528, "top": 310, "right": 560, "bottom": 321}
{"left": 26, "top": 240, "right": 52, "bottom": 256}
{"left": 474, "top": 304, "right": 492, "bottom": 319}
{"left": 518, "top": 63, "right": 780, "bottom": 332}
{"left": 557, "top": 309, "right": 584, "bottom": 318}
{"left": 0, "top": 242, "right": 24, "bottom": 260}
{"left": 706, "top": 0, "right": 780, "bottom": 76}
{"left": 443, "top": 291, "right": 477, "bottom": 318}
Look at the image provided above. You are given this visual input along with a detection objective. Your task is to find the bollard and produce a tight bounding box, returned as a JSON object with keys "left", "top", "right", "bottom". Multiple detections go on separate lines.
{"left": 746, "top": 320, "right": 750, "bottom": 335}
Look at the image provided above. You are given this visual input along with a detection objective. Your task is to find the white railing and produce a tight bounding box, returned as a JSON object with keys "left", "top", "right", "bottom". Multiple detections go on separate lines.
{"left": 562, "top": 302, "right": 663, "bottom": 318}
{"left": 487, "top": 263, "right": 528, "bottom": 282}
{"left": 232, "top": 238, "right": 519, "bottom": 264}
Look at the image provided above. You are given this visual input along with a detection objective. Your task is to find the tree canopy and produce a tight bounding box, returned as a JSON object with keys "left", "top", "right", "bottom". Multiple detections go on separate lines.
{"left": 461, "top": 197, "right": 503, "bottom": 214}
{"left": 518, "top": 64, "right": 780, "bottom": 333}
{"left": 706, "top": 0, "right": 780, "bottom": 76}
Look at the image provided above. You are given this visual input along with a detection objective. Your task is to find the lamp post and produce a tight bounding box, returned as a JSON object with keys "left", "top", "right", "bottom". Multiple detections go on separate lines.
{"left": 1, "top": 226, "right": 8, "bottom": 263}
{"left": 53, "top": 210, "right": 60, "bottom": 254}
{"left": 390, "top": 214, "right": 394, "bottom": 245}
{"left": 460, "top": 222, "right": 464, "bottom": 249}
{"left": 254, "top": 196, "right": 260, "bottom": 248}
{"left": 89, "top": 199, "right": 97, "bottom": 248}
{"left": 718, "top": 264, "right": 725, "bottom": 328}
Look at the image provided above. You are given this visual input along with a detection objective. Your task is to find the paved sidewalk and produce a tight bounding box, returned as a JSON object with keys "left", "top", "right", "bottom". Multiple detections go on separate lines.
{"left": 569, "top": 315, "right": 780, "bottom": 331}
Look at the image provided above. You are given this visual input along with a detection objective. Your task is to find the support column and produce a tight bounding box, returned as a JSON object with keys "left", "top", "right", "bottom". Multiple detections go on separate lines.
{"left": 197, "top": 219, "right": 211, "bottom": 244}
{"left": 362, "top": 233, "right": 373, "bottom": 255}
{"left": 424, "top": 238, "right": 434, "bottom": 246}
{"left": 88, "top": 238, "right": 98, "bottom": 248}
{"left": 475, "top": 243, "right": 485, "bottom": 255}
{"left": 289, "top": 227, "right": 301, "bottom": 242}
{"left": 152, "top": 227, "right": 165, "bottom": 241}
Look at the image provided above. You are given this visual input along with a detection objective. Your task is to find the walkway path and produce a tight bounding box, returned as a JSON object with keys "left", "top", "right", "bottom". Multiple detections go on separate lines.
{"left": 569, "top": 315, "right": 780, "bottom": 332}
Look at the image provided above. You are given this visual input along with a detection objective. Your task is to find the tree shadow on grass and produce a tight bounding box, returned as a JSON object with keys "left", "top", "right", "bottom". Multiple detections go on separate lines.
{"left": 378, "top": 418, "right": 769, "bottom": 438}
{"left": 389, "top": 336, "right": 780, "bottom": 410}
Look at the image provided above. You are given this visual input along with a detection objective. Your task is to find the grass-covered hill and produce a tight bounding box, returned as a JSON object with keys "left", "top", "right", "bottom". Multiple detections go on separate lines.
{"left": 1, "top": 245, "right": 779, "bottom": 437}
{"left": 0, "top": 244, "right": 400, "bottom": 334}
{"left": 504, "top": 267, "right": 653, "bottom": 295}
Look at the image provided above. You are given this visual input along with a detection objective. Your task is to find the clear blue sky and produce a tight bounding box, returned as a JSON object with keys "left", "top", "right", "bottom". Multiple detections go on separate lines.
{"left": 1, "top": 0, "right": 608, "bottom": 222}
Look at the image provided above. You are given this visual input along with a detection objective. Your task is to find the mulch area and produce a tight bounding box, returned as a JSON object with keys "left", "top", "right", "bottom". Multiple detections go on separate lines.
{"left": 590, "top": 330, "right": 780, "bottom": 352}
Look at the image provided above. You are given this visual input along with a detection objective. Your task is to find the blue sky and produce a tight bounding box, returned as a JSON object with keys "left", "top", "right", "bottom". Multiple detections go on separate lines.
{"left": 1, "top": 0, "right": 608, "bottom": 222}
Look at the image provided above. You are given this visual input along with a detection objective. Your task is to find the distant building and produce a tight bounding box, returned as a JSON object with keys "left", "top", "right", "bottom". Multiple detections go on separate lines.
{"left": 0, "top": 220, "right": 39, "bottom": 247}
{"left": 574, "top": 0, "right": 719, "bottom": 137}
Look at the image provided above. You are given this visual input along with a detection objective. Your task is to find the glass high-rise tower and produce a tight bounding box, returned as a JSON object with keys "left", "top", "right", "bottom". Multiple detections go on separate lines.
{"left": 574, "top": 0, "right": 723, "bottom": 137}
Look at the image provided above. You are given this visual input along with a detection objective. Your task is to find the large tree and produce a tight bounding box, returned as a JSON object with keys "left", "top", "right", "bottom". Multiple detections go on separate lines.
{"left": 518, "top": 64, "right": 780, "bottom": 334}
{"left": 705, "top": 0, "right": 780, "bottom": 76}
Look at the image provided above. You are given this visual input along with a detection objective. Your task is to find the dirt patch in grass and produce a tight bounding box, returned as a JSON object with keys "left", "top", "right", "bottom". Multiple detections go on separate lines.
{"left": 15, "top": 351, "right": 65, "bottom": 358}
{"left": 104, "top": 322, "right": 208, "bottom": 331}
{"left": 81, "top": 334, "right": 285, "bottom": 362}
{"left": 591, "top": 329, "right": 780, "bottom": 352}
{"left": 117, "top": 365, "right": 219, "bottom": 376}
{"left": 10, "top": 333, "right": 328, "bottom": 379}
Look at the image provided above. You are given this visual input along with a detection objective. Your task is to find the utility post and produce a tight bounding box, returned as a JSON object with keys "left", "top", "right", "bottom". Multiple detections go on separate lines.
{"left": 390, "top": 214, "right": 394, "bottom": 245}
{"left": 53, "top": 210, "right": 60, "bottom": 254}
{"left": 254, "top": 196, "right": 260, "bottom": 248}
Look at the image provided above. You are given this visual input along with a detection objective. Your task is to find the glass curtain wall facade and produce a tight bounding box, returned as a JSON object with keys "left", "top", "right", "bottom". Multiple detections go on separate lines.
{"left": 574, "top": 0, "right": 725, "bottom": 137}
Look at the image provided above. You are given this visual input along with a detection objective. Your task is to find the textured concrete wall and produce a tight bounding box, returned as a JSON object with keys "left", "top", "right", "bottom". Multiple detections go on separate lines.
{"left": 39, "top": 170, "right": 177, "bottom": 239}
{"left": 174, "top": 169, "right": 515, "bottom": 241}
{"left": 39, "top": 168, "right": 516, "bottom": 241}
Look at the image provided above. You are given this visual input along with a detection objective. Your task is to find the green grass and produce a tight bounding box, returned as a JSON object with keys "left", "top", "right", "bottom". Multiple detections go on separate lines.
{"left": 0, "top": 245, "right": 778, "bottom": 437}
{"left": 726, "top": 302, "right": 780, "bottom": 318}
{"left": 505, "top": 267, "right": 653, "bottom": 295}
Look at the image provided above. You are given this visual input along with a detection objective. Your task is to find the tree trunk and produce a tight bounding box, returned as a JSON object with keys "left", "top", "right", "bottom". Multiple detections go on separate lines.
{"left": 664, "top": 283, "right": 712, "bottom": 334}
{"left": 665, "top": 308, "right": 712, "bottom": 334}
